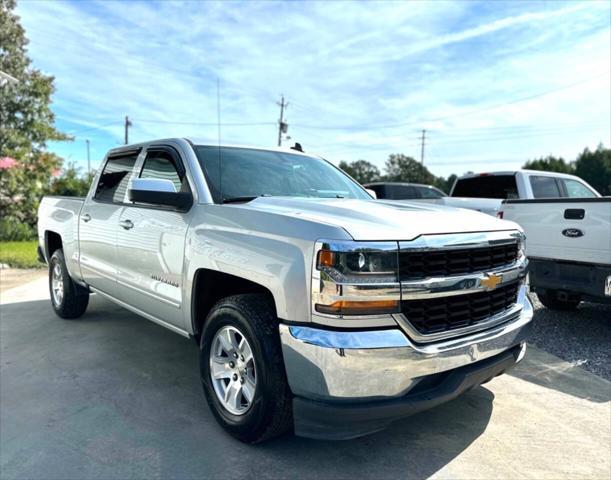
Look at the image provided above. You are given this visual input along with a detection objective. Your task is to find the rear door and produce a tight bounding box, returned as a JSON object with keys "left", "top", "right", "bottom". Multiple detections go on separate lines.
{"left": 114, "top": 146, "right": 193, "bottom": 330}
{"left": 79, "top": 150, "right": 140, "bottom": 296}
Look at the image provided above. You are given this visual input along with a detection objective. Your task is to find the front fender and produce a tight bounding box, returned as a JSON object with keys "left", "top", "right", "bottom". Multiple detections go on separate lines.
{"left": 182, "top": 204, "right": 351, "bottom": 333}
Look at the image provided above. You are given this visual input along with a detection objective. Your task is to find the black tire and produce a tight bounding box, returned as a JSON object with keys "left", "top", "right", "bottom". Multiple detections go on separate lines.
{"left": 49, "top": 249, "right": 89, "bottom": 319}
{"left": 200, "top": 294, "right": 292, "bottom": 443}
{"left": 537, "top": 290, "right": 580, "bottom": 311}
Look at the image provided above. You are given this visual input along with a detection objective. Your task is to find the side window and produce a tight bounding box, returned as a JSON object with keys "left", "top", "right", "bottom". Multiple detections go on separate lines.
{"left": 139, "top": 150, "right": 185, "bottom": 192}
{"left": 95, "top": 153, "right": 138, "bottom": 203}
{"left": 561, "top": 179, "right": 596, "bottom": 198}
{"left": 530, "top": 175, "right": 561, "bottom": 198}
{"left": 389, "top": 185, "right": 419, "bottom": 199}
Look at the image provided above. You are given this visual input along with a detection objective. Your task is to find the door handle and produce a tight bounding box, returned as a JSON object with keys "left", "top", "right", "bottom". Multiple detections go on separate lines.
{"left": 119, "top": 219, "right": 134, "bottom": 230}
{"left": 564, "top": 208, "right": 585, "bottom": 220}
{"left": 82, "top": 213, "right": 91, "bottom": 222}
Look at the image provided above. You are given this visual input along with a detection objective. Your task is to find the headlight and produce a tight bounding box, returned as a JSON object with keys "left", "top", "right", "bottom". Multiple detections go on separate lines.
{"left": 312, "top": 241, "right": 400, "bottom": 316}
{"left": 516, "top": 231, "right": 526, "bottom": 259}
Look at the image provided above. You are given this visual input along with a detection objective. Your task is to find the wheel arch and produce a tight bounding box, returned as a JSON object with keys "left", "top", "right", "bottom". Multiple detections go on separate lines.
{"left": 44, "top": 230, "right": 63, "bottom": 261}
{"left": 191, "top": 269, "right": 277, "bottom": 342}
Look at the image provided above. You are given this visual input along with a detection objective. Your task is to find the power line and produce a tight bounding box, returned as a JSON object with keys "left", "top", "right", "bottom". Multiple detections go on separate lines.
{"left": 65, "top": 121, "right": 122, "bottom": 136}
{"left": 132, "top": 119, "right": 275, "bottom": 126}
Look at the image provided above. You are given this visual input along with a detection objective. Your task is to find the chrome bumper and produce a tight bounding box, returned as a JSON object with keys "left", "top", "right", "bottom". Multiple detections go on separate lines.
{"left": 280, "top": 285, "right": 533, "bottom": 401}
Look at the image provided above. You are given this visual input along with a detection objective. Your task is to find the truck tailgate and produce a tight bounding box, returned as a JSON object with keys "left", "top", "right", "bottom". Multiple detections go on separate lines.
{"left": 500, "top": 198, "right": 611, "bottom": 265}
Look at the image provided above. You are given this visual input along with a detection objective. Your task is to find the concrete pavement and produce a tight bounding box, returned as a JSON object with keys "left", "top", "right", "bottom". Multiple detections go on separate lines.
{"left": 1, "top": 276, "right": 610, "bottom": 479}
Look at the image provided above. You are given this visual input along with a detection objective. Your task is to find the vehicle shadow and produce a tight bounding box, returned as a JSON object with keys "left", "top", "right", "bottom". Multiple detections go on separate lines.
{"left": 506, "top": 299, "right": 611, "bottom": 403}
{"left": 508, "top": 347, "right": 611, "bottom": 403}
{"left": 1, "top": 296, "right": 496, "bottom": 480}
{"left": 259, "top": 387, "right": 494, "bottom": 480}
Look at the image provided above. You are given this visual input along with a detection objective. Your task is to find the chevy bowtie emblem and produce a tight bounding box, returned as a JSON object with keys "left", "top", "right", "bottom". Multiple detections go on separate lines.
{"left": 481, "top": 273, "right": 502, "bottom": 290}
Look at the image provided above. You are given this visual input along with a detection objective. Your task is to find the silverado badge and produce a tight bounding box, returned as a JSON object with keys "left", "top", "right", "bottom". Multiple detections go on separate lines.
{"left": 481, "top": 273, "right": 502, "bottom": 291}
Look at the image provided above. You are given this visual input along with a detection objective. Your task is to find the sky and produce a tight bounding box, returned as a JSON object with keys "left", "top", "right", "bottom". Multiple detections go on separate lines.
{"left": 16, "top": 0, "right": 611, "bottom": 177}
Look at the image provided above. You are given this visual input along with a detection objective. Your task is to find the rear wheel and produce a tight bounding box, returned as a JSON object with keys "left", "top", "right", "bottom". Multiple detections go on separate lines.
{"left": 49, "top": 249, "right": 89, "bottom": 319}
{"left": 200, "top": 294, "right": 292, "bottom": 443}
{"left": 537, "top": 289, "right": 580, "bottom": 311}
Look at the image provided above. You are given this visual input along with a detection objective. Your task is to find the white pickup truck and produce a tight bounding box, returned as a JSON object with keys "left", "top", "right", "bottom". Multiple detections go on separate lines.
{"left": 38, "top": 139, "right": 533, "bottom": 442}
{"left": 368, "top": 170, "right": 601, "bottom": 216}
{"left": 499, "top": 198, "right": 611, "bottom": 309}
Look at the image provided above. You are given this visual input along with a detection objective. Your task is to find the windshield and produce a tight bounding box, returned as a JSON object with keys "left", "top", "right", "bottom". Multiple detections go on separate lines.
{"left": 194, "top": 146, "right": 371, "bottom": 203}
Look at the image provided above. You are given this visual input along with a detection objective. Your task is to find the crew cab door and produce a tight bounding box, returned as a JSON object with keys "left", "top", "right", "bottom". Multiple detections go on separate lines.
{"left": 114, "top": 146, "right": 193, "bottom": 330}
{"left": 79, "top": 150, "right": 140, "bottom": 297}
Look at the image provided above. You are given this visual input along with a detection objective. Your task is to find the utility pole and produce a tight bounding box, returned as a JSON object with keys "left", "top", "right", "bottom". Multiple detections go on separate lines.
{"left": 86, "top": 139, "right": 90, "bottom": 173}
{"left": 277, "top": 95, "right": 288, "bottom": 147}
{"left": 124, "top": 115, "right": 132, "bottom": 145}
{"left": 419, "top": 129, "right": 426, "bottom": 182}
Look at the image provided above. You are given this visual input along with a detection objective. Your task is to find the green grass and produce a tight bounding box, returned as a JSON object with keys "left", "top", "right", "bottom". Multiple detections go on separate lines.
{"left": 0, "top": 241, "right": 43, "bottom": 269}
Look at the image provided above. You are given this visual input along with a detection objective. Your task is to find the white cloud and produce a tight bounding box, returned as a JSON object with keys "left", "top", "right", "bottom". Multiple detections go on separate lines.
{"left": 16, "top": 0, "right": 611, "bottom": 177}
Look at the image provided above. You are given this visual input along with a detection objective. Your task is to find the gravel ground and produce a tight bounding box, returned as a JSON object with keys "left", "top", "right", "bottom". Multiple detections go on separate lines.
{"left": 528, "top": 292, "right": 611, "bottom": 381}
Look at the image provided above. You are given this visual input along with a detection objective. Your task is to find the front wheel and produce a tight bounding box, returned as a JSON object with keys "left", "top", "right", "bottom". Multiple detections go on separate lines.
{"left": 49, "top": 249, "right": 89, "bottom": 319}
{"left": 200, "top": 294, "right": 292, "bottom": 443}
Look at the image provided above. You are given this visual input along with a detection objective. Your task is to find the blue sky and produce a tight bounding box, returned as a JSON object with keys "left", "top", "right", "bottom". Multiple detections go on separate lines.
{"left": 16, "top": 0, "right": 611, "bottom": 177}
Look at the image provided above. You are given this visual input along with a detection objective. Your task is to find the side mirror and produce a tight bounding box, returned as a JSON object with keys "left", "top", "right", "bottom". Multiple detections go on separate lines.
{"left": 128, "top": 178, "right": 193, "bottom": 211}
{"left": 366, "top": 188, "right": 377, "bottom": 199}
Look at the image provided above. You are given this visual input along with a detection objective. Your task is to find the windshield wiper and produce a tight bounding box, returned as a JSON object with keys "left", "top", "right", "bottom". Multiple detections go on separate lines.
{"left": 222, "top": 196, "right": 258, "bottom": 204}
{"left": 222, "top": 194, "right": 272, "bottom": 204}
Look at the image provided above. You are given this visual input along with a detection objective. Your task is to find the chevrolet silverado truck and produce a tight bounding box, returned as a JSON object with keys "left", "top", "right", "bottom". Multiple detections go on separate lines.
{"left": 37, "top": 139, "right": 533, "bottom": 442}
{"left": 367, "top": 170, "right": 600, "bottom": 216}
{"left": 500, "top": 197, "right": 611, "bottom": 309}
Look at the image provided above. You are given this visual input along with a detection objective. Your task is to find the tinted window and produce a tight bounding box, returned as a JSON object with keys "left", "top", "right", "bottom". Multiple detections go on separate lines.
{"left": 195, "top": 146, "right": 370, "bottom": 203}
{"left": 452, "top": 175, "right": 518, "bottom": 199}
{"left": 387, "top": 185, "right": 419, "bottom": 199}
{"left": 530, "top": 175, "right": 561, "bottom": 198}
{"left": 95, "top": 154, "right": 138, "bottom": 203}
{"left": 561, "top": 178, "right": 596, "bottom": 198}
{"left": 418, "top": 186, "right": 445, "bottom": 199}
{"left": 140, "top": 150, "right": 185, "bottom": 192}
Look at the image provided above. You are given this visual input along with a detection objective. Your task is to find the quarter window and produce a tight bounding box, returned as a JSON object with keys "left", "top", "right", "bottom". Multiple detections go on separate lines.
{"left": 95, "top": 153, "right": 138, "bottom": 203}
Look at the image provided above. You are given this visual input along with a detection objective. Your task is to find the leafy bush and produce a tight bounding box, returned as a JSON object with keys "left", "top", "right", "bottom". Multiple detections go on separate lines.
{"left": 0, "top": 217, "right": 36, "bottom": 241}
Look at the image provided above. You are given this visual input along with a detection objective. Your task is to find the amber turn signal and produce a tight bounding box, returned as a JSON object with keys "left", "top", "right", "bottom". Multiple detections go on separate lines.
{"left": 315, "top": 299, "right": 399, "bottom": 315}
{"left": 317, "top": 250, "right": 336, "bottom": 268}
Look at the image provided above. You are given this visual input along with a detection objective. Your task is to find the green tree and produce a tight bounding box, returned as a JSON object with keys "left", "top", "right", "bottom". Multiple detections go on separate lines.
{"left": 439, "top": 173, "right": 457, "bottom": 194}
{"left": 384, "top": 153, "right": 436, "bottom": 184}
{"left": 574, "top": 145, "right": 610, "bottom": 195}
{"left": 49, "top": 164, "right": 94, "bottom": 197}
{"left": 338, "top": 159, "right": 380, "bottom": 184}
{"left": 0, "top": 0, "right": 68, "bottom": 230}
{"left": 523, "top": 155, "right": 573, "bottom": 173}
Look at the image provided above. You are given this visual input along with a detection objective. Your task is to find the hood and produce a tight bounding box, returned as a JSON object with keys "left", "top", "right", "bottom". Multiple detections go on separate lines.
{"left": 241, "top": 197, "right": 519, "bottom": 241}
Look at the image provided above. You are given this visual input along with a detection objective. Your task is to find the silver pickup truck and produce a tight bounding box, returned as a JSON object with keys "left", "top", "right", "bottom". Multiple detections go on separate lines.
{"left": 37, "top": 138, "right": 533, "bottom": 442}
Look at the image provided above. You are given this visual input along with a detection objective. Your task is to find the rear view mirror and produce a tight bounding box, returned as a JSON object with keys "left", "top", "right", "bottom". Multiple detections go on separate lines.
{"left": 128, "top": 178, "right": 192, "bottom": 211}
{"left": 366, "top": 188, "right": 377, "bottom": 199}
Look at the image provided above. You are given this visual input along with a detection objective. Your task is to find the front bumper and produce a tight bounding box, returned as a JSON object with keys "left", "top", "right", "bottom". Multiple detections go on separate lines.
{"left": 279, "top": 285, "right": 533, "bottom": 439}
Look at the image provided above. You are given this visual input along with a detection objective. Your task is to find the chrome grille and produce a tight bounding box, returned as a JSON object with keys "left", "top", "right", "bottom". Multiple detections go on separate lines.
{"left": 401, "top": 281, "right": 520, "bottom": 335}
{"left": 399, "top": 243, "right": 519, "bottom": 281}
